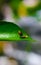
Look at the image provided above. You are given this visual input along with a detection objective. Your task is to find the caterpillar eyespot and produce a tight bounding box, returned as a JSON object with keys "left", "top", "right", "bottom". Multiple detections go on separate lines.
{"left": 18, "top": 31, "right": 23, "bottom": 36}
{"left": 21, "top": 35, "right": 28, "bottom": 38}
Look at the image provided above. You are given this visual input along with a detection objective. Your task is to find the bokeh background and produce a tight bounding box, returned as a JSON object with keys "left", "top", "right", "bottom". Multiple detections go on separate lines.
{"left": 0, "top": 0, "right": 41, "bottom": 65}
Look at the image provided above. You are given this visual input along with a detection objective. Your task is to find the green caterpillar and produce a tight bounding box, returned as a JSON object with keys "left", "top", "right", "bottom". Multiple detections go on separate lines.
{"left": 0, "top": 20, "right": 33, "bottom": 41}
